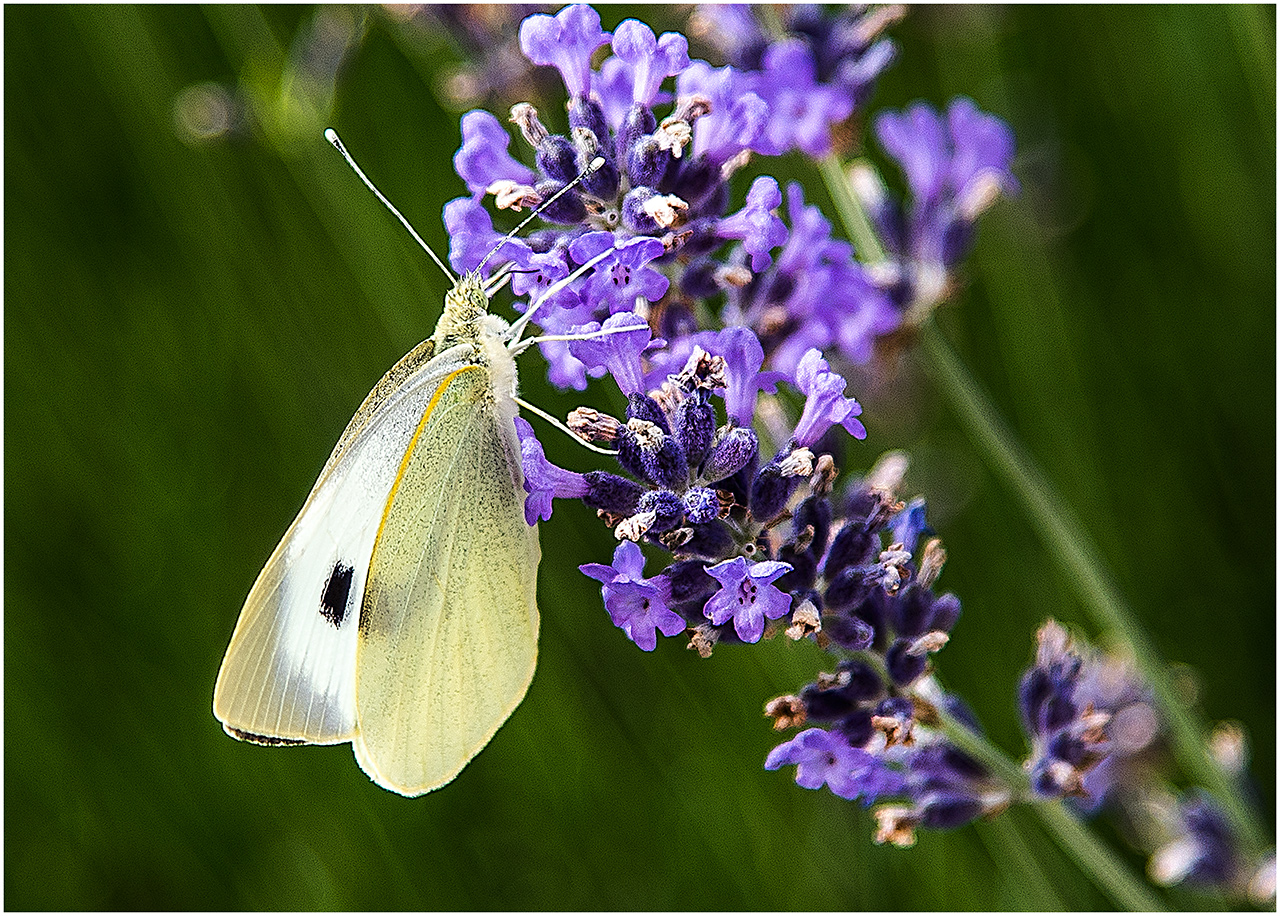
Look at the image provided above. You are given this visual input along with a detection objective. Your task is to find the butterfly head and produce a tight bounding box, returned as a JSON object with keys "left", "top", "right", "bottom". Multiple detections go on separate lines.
{"left": 432, "top": 271, "right": 492, "bottom": 351}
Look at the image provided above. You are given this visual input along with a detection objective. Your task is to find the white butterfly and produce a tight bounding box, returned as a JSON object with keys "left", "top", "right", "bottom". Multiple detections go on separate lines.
{"left": 214, "top": 130, "right": 609, "bottom": 796}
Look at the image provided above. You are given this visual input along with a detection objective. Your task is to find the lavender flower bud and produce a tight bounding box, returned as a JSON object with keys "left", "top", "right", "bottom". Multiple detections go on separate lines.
{"left": 822, "top": 521, "right": 874, "bottom": 578}
{"left": 919, "top": 796, "right": 987, "bottom": 831}
{"left": 682, "top": 487, "right": 720, "bottom": 525}
{"left": 823, "top": 566, "right": 868, "bottom": 612}
{"left": 749, "top": 448, "right": 812, "bottom": 522}
{"left": 794, "top": 496, "right": 833, "bottom": 560}
{"left": 533, "top": 179, "right": 587, "bottom": 224}
{"left": 838, "top": 708, "right": 875, "bottom": 747}
{"left": 930, "top": 593, "right": 961, "bottom": 632}
{"left": 885, "top": 637, "right": 927, "bottom": 686}
{"left": 673, "top": 393, "right": 716, "bottom": 469}
{"left": 617, "top": 102, "right": 657, "bottom": 161}
{"left": 618, "top": 419, "right": 688, "bottom": 489}
{"left": 568, "top": 95, "right": 611, "bottom": 156}
{"left": 627, "top": 137, "right": 671, "bottom": 189}
{"left": 823, "top": 613, "right": 874, "bottom": 651}
{"left": 702, "top": 426, "right": 757, "bottom": 482}
{"left": 891, "top": 587, "right": 933, "bottom": 638}
{"left": 637, "top": 489, "right": 685, "bottom": 532}
{"left": 583, "top": 471, "right": 644, "bottom": 515}
{"left": 667, "top": 558, "right": 717, "bottom": 608}
{"left": 626, "top": 392, "right": 670, "bottom": 432}
{"left": 535, "top": 134, "right": 579, "bottom": 184}
{"left": 680, "top": 520, "right": 735, "bottom": 561}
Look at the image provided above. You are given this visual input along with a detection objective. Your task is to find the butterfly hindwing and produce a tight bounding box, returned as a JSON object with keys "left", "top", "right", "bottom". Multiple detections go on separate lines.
{"left": 353, "top": 363, "right": 540, "bottom": 796}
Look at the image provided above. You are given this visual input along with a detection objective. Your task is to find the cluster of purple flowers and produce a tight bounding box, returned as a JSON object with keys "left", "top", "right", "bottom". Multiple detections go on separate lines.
{"left": 1019, "top": 619, "right": 1159, "bottom": 803}
{"left": 689, "top": 3, "right": 903, "bottom": 153}
{"left": 759, "top": 461, "right": 1016, "bottom": 846}
{"left": 444, "top": 4, "right": 1016, "bottom": 388}
{"left": 437, "top": 0, "right": 1029, "bottom": 853}
{"left": 418, "top": 4, "right": 1266, "bottom": 899}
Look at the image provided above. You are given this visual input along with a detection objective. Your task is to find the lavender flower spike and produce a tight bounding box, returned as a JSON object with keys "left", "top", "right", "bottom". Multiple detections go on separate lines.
{"left": 791, "top": 349, "right": 867, "bottom": 445}
{"left": 703, "top": 556, "right": 793, "bottom": 643}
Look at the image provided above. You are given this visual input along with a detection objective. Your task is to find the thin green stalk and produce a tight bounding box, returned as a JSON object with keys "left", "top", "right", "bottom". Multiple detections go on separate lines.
{"left": 976, "top": 813, "right": 1067, "bottom": 911}
{"left": 819, "top": 155, "right": 887, "bottom": 264}
{"left": 817, "top": 154, "right": 1269, "bottom": 858}
{"left": 933, "top": 707, "right": 1166, "bottom": 911}
{"left": 919, "top": 321, "right": 1268, "bottom": 856}
{"left": 1033, "top": 800, "right": 1166, "bottom": 913}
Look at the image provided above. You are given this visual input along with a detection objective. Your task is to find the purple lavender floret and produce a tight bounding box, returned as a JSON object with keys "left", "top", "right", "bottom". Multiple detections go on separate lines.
{"left": 580, "top": 540, "right": 686, "bottom": 651}
{"left": 765, "top": 726, "right": 903, "bottom": 803}
{"left": 1149, "top": 793, "right": 1244, "bottom": 890}
{"left": 703, "top": 556, "right": 794, "bottom": 643}
{"left": 519, "top": 4, "right": 611, "bottom": 99}
{"left": 515, "top": 417, "right": 589, "bottom": 525}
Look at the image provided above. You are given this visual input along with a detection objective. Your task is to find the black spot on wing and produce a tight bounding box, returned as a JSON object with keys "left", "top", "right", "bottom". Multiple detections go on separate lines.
{"left": 225, "top": 726, "right": 308, "bottom": 746}
{"left": 320, "top": 562, "right": 355, "bottom": 628}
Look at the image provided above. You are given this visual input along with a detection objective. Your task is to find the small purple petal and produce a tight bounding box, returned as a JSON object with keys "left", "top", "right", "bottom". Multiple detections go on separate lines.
{"left": 519, "top": 4, "right": 611, "bottom": 99}
{"left": 515, "top": 416, "right": 589, "bottom": 524}
{"left": 453, "top": 109, "right": 535, "bottom": 196}
{"left": 443, "top": 196, "right": 532, "bottom": 276}
{"left": 875, "top": 102, "right": 949, "bottom": 205}
{"left": 567, "top": 311, "right": 653, "bottom": 396}
{"left": 580, "top": 539, "right": 648, "bottom": 585}
{"left": 791, "top": 349, "right": 867, "bottom": 445}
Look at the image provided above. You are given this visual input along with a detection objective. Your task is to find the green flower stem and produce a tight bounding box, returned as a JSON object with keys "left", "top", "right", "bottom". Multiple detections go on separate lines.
{"left": 976, "top": 813, "right": 1067, "bottom": 911}
{"left": 918, "top": 321, "right": 1268, "bottom": 857}
{"left": 819, "top": 155, "right": 888, "bottom": 265}
{"left": 933, "top": 707, "right": 1167, "bottom": 912}
{"left": 817, "top": 154, "right": 1269, "bottom": 858}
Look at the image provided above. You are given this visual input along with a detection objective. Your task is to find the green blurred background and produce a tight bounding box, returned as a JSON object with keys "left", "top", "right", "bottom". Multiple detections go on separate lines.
{"left": 5, "top": 4, "right": 1274, "bottom": 910}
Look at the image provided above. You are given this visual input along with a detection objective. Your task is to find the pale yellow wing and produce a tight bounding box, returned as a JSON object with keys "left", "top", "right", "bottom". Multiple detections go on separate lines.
{"left": 213, "top": 338, "right": 447, "bottom": 745}
{"left": 353, "top": 364, "right": 540, "bottom": 796}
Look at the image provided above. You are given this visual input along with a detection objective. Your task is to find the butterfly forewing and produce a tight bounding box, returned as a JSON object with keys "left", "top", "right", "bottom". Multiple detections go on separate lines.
{"left": 214, "top": 339, "right": 447, "bottom": 744}
{"left": 353, "top": 364, "right": 540, "bottom": 796}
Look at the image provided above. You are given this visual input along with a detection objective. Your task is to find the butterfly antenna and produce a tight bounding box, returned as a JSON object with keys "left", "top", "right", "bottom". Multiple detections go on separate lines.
{"left": 324, "top": 128, "right": 456, "bottom": 285}
{"left": 475, "top": 155, "right": 607, "bottom": 276}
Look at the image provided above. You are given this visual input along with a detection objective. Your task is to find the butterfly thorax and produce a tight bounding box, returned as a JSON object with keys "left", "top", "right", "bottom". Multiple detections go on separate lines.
{"left": 429, "top": 271, "right": 520, "bottom": 417}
